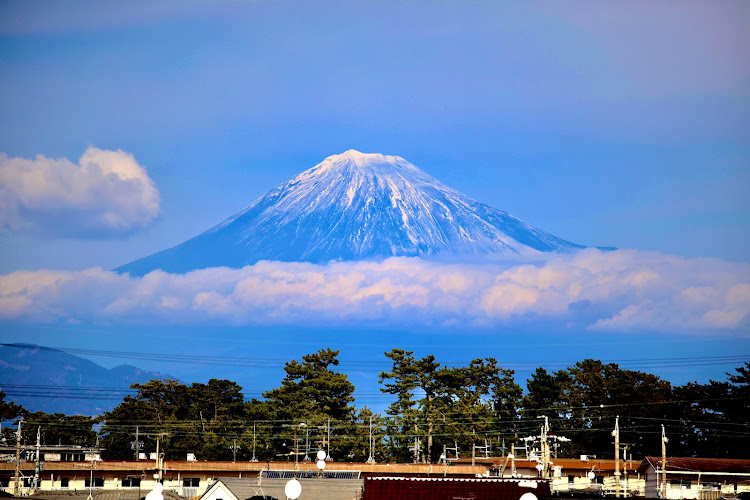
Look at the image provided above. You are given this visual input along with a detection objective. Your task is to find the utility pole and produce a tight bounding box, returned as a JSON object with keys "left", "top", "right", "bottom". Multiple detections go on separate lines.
{"left": 661, "top": 425, "right": 668, "bottom": 499}
{"left": 622, "top": 444, "right": 631, "bottom": 497}
{"left": 148, "top": 432, "right": 169, "bottom": 482}
{"left": 613, "top": 416, "right": 620, "bottom": 498}
{"left": 251, "top": 423, "right": 258, "bottom": 462}
{"left": 471, "top": 428, "right": 476, "bottom": 466}
{"left": 131, "top": 426, "right": 144, "bottom": 461}
{"left": 231, "top": 439, "right": 238, "bottom": 462}
{"left": 325, "top": 418, "right": 332, "bottom": 461}
{"left": 14, "top": 420, "right": 21, "bottom": 497}
{"left": 33, "top": 426, "right": 41, "bottom": 492}
{"left": 135, "top": 426, "right": 140, "bottom": 460}
{"left": 539, "top": 416, "right": 550, "bottom": 479}
{"left": 366, "top": 416, "right": 375, "bottom": 464}
{"left": 304, "top": 421, "right": 310, "bottom": 462}
{"left": 155, "top": 435, "right": 161, "bottom": 481}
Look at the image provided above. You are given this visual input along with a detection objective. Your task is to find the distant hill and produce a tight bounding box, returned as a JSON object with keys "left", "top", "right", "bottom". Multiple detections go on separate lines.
{"left": 0, "top": 344, "right": 175, "bottom": 416}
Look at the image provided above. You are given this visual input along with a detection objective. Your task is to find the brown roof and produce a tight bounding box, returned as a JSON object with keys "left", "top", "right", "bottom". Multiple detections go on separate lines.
{"left": 454, "top": 457, "right": 640, "bottom": 472}
{"left": 0, "top": 460, "right": 487, "bottom": 477}
{"left": 639, "top": 457, "right": 750, "bottom": 474}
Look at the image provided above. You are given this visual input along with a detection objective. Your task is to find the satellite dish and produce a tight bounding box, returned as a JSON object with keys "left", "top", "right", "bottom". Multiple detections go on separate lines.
{"left": 145, "top": 483, "right": 163, "bottom": 500}
{"left": 520, "top": 493, "right": 538, "bottom": 500}
{"left": 317, "top": 449, "right": 327, "bottom": 461}
{"left": 285, "top": 478, "right": 302, "bottom": 500}
{"left": 588, "top": 471, "right": 596, "bottom": 480}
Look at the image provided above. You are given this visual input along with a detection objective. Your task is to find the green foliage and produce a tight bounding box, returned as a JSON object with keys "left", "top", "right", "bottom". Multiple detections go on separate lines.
{"left": 262, "top": 349, "right": 356, "bottom": 461}
{"left": 670, "top": 362, "right": 750, "bottom": 457}
{"left": 100, "top": 378, "right": 247, "bottom": 460}
{"left": 22, "top": 412, "right": 97, "bottom": 446}
{"left": 0, "top": 390, "right": 23, "bottom": 421}
{"left": 379, "top": 350, "right": 522, "bottom": 463}
{"left": 15, "top": 353, "right": 750, "bottom": 462}
{"left": 263, "top": 348, "right": 355, "bottom": 422}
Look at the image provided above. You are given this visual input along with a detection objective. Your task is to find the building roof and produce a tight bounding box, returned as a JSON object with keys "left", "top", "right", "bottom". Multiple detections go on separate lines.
{"left": 211, "top": 476, "right": 363, "bottom": 500}
{"left": 30, "top": 490, "right": 184, "bottom": 500}
{"left": 638, "top": 457, "right": 750, "bottom": 474}
{"left": 454, "top": 457, "right": 640, "bottom": 473}
{"left": 0, "top": 460, "right": 487, "bottom": 477}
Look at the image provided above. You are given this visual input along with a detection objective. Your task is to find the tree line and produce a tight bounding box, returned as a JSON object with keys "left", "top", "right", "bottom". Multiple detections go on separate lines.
{"left": 1, "top": 350, "right": 748, "bottom": 462}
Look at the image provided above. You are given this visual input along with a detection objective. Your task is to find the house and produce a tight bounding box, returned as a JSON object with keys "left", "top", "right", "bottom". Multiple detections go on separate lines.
{"left": 0, "top": 458, "right": 489, "bottom": 497}
{"left": 200, "top": 476, "right": 363, "bottom": 500}
{"left": 453, "top": 456, "right": 646, "bottom": 496}
{"left": 361, "top": 477, "right": 551, "bottom": 500}
{"left": 637, "top": 457, "right": 750, "bottom": 500}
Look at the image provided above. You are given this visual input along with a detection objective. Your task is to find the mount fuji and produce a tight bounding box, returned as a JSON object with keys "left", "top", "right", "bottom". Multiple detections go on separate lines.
{"left": 117, "top": 150, "right": 591, "bottom": 276}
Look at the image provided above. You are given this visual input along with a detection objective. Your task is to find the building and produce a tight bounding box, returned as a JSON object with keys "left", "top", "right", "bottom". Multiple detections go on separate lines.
{"left": 454, "top": 456, "right": 646, "bottom": 496}
{"left": 201, "top": 476, "right": 363, "bottom": 500}
{"left": 362, "top": 477, "right": 550, "bottom": 500}
{"left": 0, "top": 458, "right": 490, "bottom": 497}
{"left": 637, "top": 457, "right": 750, "bottom": 500}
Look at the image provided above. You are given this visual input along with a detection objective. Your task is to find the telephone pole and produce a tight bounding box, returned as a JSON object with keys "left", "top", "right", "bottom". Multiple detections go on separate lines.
{"left": 14, "top": 420, "right": 21, "bottom": 497}
{"left": 133, "top": 426, "right": 141, "bottom": 461}
{"left": 539, "top": 416, "right": 550, "bottom": 479}
{"left": 33, "top": 426, "right": 41, "bottom": 492}
{"left": 613, "top": 416, "right": 620, "bottom": 498}
{"left": 251, "top": 423, "right": 258, "bottom": 462}
{"left": 366, "top": 416, "right": 375, "bottom": 464}
{"left": 661, "top": 425, "right": 668, "bottom": 499}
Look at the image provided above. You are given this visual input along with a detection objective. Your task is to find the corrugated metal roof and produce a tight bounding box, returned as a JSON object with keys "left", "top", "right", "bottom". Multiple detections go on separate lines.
{"left": 215, "top": 477, "right": 363, "bottom": 500}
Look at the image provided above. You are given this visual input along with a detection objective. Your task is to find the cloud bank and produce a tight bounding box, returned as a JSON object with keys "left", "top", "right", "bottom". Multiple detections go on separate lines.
{"left": 0, "top": 147, "right": 159, "bottom": 236}
{"left": 0, "top": 250, "right": 748, "bottom": 332}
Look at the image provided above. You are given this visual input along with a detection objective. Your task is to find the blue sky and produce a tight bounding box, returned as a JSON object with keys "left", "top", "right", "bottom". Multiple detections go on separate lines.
{"left": 0, "top": 1, "right": 749, "bottom": 409}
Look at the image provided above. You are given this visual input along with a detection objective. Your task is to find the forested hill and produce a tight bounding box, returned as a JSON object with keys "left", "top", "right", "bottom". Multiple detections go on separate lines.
{"left": 0, "top": 343, "right": 174, "bottom": 415}
{"left": 0, "top": 347, "right": 748, "bottom": 461}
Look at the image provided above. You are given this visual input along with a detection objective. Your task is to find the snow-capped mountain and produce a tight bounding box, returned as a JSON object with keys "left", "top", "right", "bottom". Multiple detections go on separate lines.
{"left": 117, "top": 150, "right": 587, "bottom": 275}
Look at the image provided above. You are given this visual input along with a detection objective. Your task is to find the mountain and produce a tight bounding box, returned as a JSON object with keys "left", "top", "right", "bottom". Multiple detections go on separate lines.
{"left": 0, "top": 344, "right": 175, "bottom": 415}
{"left": 118, "top": 150, "right": 589, "bottom": 275}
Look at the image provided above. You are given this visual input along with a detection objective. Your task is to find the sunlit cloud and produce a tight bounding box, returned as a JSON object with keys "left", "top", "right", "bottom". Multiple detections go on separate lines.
{"left": 0, "top": 250, "right": 748, "bottom": 332}
{"left": 0, "top": 147, "right": 159, "bottom": 236}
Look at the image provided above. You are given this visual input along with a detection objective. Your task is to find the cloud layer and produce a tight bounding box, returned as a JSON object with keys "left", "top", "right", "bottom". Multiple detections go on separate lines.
{"left": 0, "top": 147, "right": 159, "bottom": 236}
{"left": 1, "top": 250, "right": 748, "bottom": 332}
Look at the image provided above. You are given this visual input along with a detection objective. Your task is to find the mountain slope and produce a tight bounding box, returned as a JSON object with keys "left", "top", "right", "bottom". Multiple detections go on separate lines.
{"left": 0, "top": 344, "right": 174, "bottom": 415}
{"left": 118, "top": 150, "right": 587, "bottom": 275}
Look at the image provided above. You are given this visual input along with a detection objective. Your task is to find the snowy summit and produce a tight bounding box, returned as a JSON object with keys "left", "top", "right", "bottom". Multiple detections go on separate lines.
{"left": 117, "top": 150, "right": 586, "bottom": 275}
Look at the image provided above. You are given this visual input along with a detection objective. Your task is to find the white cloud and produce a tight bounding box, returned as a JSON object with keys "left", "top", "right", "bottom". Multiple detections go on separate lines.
{"left": 0, "top": 250, "right": 748, "bottom": 332}
{"left": 0, "top": 147, "right": 159, "bottom": 236}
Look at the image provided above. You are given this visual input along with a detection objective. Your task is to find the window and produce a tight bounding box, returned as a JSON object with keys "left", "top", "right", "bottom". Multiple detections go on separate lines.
{"left": 568, "top": 475, "right": 575, "bottom": 484}
{"left": 0, "top": 478, "right": 9, "bottom": 488}
{"left": 596, "top": 476, "right": 604, "bottom": 484}
{"left": 85, "top": 478, "right": 104, "bottom": 488}
{"left": 122, "top": 478, "right": 141, "bottom": 488}
{"left": 671, "top": 479, "right": 691, "bottom": 489}
{"left": 702, "top": 482, "right": 720, "bottom": 491}
{"left": 183, "top": 478, "right": 200, "bottom": 487}
{"left": 60, "top": 478, "right": 70, "bottom": 489}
